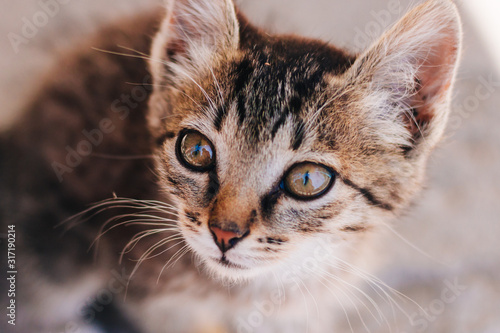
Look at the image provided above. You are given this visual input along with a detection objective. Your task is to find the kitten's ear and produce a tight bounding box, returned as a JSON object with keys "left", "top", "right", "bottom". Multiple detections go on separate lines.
{"left": 150, "top": 0, "right": 239, "bottom": 87}
{"left": 347, "top": 0, "right": 462, "bottom": 157}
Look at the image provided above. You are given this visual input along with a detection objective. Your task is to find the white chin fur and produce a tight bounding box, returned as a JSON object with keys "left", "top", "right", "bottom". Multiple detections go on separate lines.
{"left": 202, "top": 257, "right": 267, "bottom": 283}
{"left": 184, "top": 238, "right": 276, "bottom": 283}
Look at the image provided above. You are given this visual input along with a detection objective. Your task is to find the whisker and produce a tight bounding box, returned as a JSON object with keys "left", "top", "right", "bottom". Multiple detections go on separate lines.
{"left": 120, "top": 229, "right": 163, "bottom": 255}
{"left": 329, "top": 256, "right": 427, "bottom": 319}
{"left": 156, "top": 243, "right": 190, "bottom": 284}
{"left": 58, "top": 197, "right": 179, "bottom": 229}
{"left": 332, "top": 260, "right": 399, "bottom": 320}
{"left": 298, "top": 277, "right": 320, "bottom": 319}
{"left": 315, "top": 273, "right": 370, "bottom": 332}
{"left": 293, "top": 278, "right": 310, "bottom": 333}
{"left": 271, "top": 270, "right": 285, "bottom": 315}
{"left": 116, "top": 44, "right": 151, "bottom": 57}
{"left": 314, "top": 274, "right": 355, "bottom": 333}
{"left": 128, "top": 240, "right": 185, "bottom": 289}
{"left": 131, "top": 235, "right": 185, "bottom": 262}
{"left": 323, "top": 260, "right": 398, "bottom": 322}
{"left": 119, "top": 228, "right": 180, "bottom": 263}
{"left": 314, "top": 265, "right": 388, "bottom": 329}
{"left": 167, "top": 245, "right": 191, "bottom": 271}
{"left": 382, "top": 223, "right": 449, "bottom": 267}
{"left": 91, "top": 213, "right": 178, "bottom": 251}
{"left": 92, "top": 47, "right": 154, "bottom": 62}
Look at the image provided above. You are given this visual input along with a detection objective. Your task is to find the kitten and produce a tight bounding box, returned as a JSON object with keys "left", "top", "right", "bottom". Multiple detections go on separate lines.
{"left": 0, "top": 0, "right": 461, "bottom": 332}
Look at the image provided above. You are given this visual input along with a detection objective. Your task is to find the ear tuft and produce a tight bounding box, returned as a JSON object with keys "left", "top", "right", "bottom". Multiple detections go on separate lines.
{"left": 347, "top": 0, "right": 462, "bottom": 156}
{"left": 150, "top": 0, "right": 239, "bottom": 88}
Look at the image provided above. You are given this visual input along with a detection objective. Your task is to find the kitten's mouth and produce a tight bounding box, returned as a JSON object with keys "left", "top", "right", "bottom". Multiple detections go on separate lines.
{"left": 211, "top": 255, "right": 247, "bottom": 270}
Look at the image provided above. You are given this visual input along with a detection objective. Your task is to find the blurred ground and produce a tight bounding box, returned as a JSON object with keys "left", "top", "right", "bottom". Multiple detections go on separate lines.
{"left": 1, "top": 0, "right": 499, "bottom": 332}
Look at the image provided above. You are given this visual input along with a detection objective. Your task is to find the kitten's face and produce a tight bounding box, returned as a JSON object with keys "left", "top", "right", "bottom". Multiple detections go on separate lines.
{"left": 153, "top": 48, "right": 416, "bottom": 281}
{"left": 148, "top": 0, "right": 461, "bottom": 282}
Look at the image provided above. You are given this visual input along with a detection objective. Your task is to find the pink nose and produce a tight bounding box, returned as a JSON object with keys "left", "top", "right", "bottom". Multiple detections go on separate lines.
{"left": 209, "top": 225, "right": 248, "bottom": 253}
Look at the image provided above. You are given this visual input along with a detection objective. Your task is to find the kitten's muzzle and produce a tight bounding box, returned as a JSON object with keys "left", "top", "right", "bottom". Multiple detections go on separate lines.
{"left": 209, "top": 223, "right": 249, "bottom": 253}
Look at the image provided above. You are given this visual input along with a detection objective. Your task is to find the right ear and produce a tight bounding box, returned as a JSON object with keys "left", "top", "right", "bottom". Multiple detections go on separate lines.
{"left": 343, "top": 0, "right": 462, "bottom": 158}
{"left": 150, "top": 0, "right": 240, "bottom": 89}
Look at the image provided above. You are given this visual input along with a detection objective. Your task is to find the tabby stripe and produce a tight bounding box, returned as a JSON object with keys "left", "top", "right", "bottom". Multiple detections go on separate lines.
{"left": 213, "top": 106, "right": 226, "bottom": 132}
{"left": 237, "top": 94, "right": 246, "bottom": 126}
{"left": 271, "top": 95, "right": 303, "bottom": 139}
{"left": 166, "top": 175, "right": 180, "bottom": 186}
{"left": 233, "top": 59, "right": 254, "bottom": 126}
{"left": 343, "top": 178, "right": 394, "bottom": 211}
{"left": 234, "top": 59, "right": 254, "bottom": 94}
{"left": 288, "top": 95, "right": 303, "bottom": 114}
{"left": 341, "top": 225, "right": 367, "bottom": 232}
{"left": 167, "top": 174, "right": 201, "bottom": 195}
{"left": 214, "top": 59, "right": 253, "bottom": 131}
{"left": 184, "top": 210, "right": 201, "bottom": 226}
{"left": 291, "top": 119, "right": 305, "bottom": 150}
{"left": 260, "top": 190, "right": 282, "bottom": 218}
{"left": 204, "top": 169, "right": 220, "bottom": 206}
{"left": 270, "top": 112, "right": 288, "bottom": 139}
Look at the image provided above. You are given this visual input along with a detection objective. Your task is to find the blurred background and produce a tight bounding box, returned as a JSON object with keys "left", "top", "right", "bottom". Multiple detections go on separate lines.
{"left": 1, "top": 0, "right": 499, "bottom": 332}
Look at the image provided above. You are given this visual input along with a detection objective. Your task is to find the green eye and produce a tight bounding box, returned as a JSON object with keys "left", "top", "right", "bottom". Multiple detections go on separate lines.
{"left": 178, "top": 131, "right": 215, "bottom": 171}
{"left": 283, "top": 163, "right": 334, "bottom": 199}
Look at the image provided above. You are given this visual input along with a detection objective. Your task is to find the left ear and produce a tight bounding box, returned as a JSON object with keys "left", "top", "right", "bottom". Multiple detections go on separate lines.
{"left": 150, "top": 0, "right": 240, "bottom": 89}
{"left": 346, "top": 0, "right": 462, "bottom": 157}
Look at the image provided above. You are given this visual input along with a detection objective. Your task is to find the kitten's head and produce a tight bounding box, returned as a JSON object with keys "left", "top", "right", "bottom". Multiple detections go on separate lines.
{"left": 147, "top": 0, "right": 461, "bottom": 282}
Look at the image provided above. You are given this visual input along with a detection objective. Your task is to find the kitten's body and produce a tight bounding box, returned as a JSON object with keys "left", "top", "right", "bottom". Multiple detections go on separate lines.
{"left": 0, "top": 1, "right": 461, "bottom": 332}
{"left": 0, "top": 11, "right": 163, "bottom": 332}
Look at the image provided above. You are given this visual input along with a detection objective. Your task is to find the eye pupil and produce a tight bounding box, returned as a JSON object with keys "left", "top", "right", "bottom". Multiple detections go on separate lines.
{"left": 193, "top": 143, "right": 201, "bottom": 155}
{"left": 303, "top": 171, "right": 310, "bottom": 186}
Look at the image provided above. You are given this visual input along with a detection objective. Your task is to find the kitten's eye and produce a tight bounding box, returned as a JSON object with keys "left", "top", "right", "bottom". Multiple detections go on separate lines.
{"left": 282, "top": 163, "right": 334, "bottom": 199}
{"left": 178, "top": 131, "right": 215, "bottom": 171}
